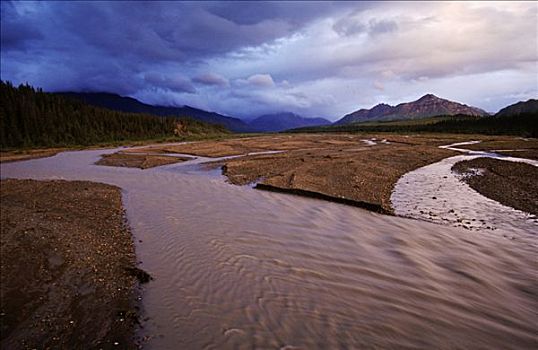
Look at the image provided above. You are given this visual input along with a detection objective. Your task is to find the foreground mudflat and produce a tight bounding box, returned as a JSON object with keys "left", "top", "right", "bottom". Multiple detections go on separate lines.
{"left": 0, "top": 179, "right": 139, "bottom": 349}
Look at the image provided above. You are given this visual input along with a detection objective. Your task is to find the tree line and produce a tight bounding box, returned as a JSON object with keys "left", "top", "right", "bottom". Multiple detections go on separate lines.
{"left": 0, "top": 81, "right": 227, "bottom": 149}
{"left": 292, "top": 114, "right": 537, "bottom": 137}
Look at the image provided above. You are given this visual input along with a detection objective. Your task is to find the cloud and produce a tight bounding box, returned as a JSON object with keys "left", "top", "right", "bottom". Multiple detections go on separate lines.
{"left": 1, "top": 1, "right": 536, "bottom": 120}
{"left": 192, "top": 73, "right": 229, "bottom": 86}
{"left": 247, "top": 74, "right": 275, "bottom": 87}
{"left": 0, "top": 2, "right": 43, "bottom": 51}
{"left": 373, "top": 80, "right": 384, "bottom": 91}
{"left": 368, "top": 19, "right": 398, "bottom": 35}
{"left": 333, "top": 15, "right": 398, "bottom": 37}
{"left": 143, "top": 72, "right": 196, "bottom": 93}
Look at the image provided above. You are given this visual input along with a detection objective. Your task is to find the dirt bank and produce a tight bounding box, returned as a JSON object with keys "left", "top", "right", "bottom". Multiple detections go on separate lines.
{"left": 452, "top": 157, "right": 538, "bottom": 216}
{"left": 0, "top": 149, "right": 64, "bottom": 163}
{"left": 113, "top": 134, "right": 538, "bottom": 213}
{"left": 96, "top": 151, "right": 190, "bottom": 169}
{"left": 126, "top": 134, "right": 466, "bottom": 212}
{"left": 0, "top": 179, "right": 143, "bottom": 349}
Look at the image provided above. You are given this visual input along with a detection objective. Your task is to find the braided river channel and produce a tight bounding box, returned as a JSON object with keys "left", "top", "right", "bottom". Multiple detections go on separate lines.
{"left": 1, "top": 146, "right": 537, "bottom": 349}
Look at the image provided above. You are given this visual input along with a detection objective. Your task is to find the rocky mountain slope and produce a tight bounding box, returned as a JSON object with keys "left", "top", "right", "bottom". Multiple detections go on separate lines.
{"left": 336, "top": 94, "right": 488, "bottom": 124}
{"left": 60, "top": 92, "right": 251, "bottom": 132}
{"left": 495, "top": 99, "right": 538, "bottom": 117}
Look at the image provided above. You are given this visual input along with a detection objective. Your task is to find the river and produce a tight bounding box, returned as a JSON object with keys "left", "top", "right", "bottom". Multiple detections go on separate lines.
{"left": 1, "top": 147, "right": 537, "bottom": 349}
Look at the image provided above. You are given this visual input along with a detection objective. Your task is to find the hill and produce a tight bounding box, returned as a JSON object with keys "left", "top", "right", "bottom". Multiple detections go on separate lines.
{"left": 0, "top": 81, "right": 228, "bottom": 149}
{"left": 291, "top": 111, "right": 537, "bottom": 137}
{"left": 248, "top": 112, "right": 331, "bottom": 132}
{"left": 495, "top": 99, "right": 538, "bottom": 117}
{"left": 336, "top": 94, "right": 488, "bottom": 124}
{"left": 60, "top": 92, "right": 251, "bottom": 133}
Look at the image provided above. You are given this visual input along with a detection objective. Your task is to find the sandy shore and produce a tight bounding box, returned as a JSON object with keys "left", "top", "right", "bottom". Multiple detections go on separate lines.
{"left": 1, "top": 146, "right": 537, "bottom": 349}
{"left": 0, "top": 179, "right": 145, "bottom": 349}
{"left": 123, "top": 134, "right": 538, "bottom": 214}
{"left": 96, "top": 151, "right": 191, "bottom": 169}
{"left": 0, "top": 149, "right": 64, "bottom": 163}
{"left": 453, "top": 157, "right": 538, "bottom": 216}
{"left": 4, "top": 134, "right": 537, "bottom": 216}
{"left": 137, "top": 133, "right": 462, "bottom": 212}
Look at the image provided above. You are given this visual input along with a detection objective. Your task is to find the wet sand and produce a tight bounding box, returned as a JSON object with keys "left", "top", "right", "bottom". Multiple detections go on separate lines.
{"left": 152, "top": 133, "right": 461, "bottom": 212}
{"left": 0, "top": 179, "right": 140, "bottom": 349}
{"left": 391, "top": 140, "right": 538, "bottom": 238}
{"left": 96, "top": 151, "right": 191, "bottom": 169}
{"left": 453, "top": 157, "right": 538, "bottom": 216}
{"left": 132, "top": 134, "right": 538, "bottom": 213}
{"left": 0, "top": 149, "right": 63, "bottom": 163}
{"left": 1, "top": 147, "right": 537, "bottom": 349}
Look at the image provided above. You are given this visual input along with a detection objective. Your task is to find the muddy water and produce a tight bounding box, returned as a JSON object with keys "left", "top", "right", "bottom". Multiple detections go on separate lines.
{"left": 1, "top": 148, "right": 537, "bottom": 349}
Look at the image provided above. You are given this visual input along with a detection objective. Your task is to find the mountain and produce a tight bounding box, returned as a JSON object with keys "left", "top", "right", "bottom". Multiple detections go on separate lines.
{"left": 336, "top": 94, "right": 489, "bottom": 125}
{"left": 249, "top": 112, "right": 331, "bottom": 132}
{"left": 60, "top": 92, "right": 251, "bottom": 132}
{"left": 1, "top": 81, "right": 227, "bottom": 149}
{"left": 495, "top": 99, "right": 538, "bottom": 117}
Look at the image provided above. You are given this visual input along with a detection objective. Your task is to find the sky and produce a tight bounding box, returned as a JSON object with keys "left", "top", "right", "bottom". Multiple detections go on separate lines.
{"left": 1, "top": 1, "right": 537, "bottom": 120}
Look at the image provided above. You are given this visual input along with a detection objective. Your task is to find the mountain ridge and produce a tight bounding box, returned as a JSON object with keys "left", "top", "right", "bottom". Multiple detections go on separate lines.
{"left": 336, "top": 94, "right": 489, "bottom": 125}
{"left": 495, "top": 99, "right": 538, "bottom": 117}
{"left": 59, "top": 92, "right": 251, "bottom": 132}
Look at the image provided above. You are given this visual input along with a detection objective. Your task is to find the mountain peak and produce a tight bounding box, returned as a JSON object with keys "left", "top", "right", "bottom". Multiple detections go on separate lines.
{"left": 336, "top": 94, "right": 488, "bottom": 125}
{"left": 418, "top": 93, "right": 440, "bottom": 101}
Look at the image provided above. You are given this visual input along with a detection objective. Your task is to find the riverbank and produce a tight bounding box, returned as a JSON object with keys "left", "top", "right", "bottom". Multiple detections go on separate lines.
{"left": 0, "top": 133, "right": 245, "bottom": 164}
{"left": 96, "top": 151, "right": 191, "bottom": 169}
{"left": 4, "top": 134, "right": 537, "bottom": 216}
{"left": 1, "top": 146, "right": 537, "bottom": 349}
{"left": 456, "top": 138, "right": 538, "bottom": 160}
{"left": 0, "top": 148, "right": 66, "bottom": 163}
{"left": 130, "top": 133, "right": 467, "bottom": 212}
{"left": 452, "top": 157, "right": 538, "bottom": 216}
{"left": 0, "top": 179, "right": 142, "bottom": 349}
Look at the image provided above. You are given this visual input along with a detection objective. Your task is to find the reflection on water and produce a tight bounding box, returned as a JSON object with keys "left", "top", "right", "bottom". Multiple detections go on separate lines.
{"left": 1, "top": 148, "right": 537, "bottom": 349}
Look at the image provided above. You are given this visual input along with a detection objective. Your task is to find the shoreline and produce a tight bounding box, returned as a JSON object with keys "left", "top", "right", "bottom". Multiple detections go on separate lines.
{"left": 452, "top": 157, "right": 538, "bottom": 216}
{"left": 1, "top": 144, "right": 537, "bottom": 348}
{"left": 0, "top": 179, "right": 146, "bottom": 349}
{"left": 3, "top": 134, "right": 537, "bottom": 222}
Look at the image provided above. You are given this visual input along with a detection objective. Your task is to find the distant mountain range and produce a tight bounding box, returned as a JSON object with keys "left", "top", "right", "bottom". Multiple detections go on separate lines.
{"left": 61, "top": 91, "right": 535, "bottom": 133}
{"left": 335, "top": 94, "right": 489, "bottom": 125}
{"left": 60, "top": 92, "right": 251, "bottom": 132}
{"left": 495, "top": 99, "right": 538, "bottom": 117}
{"left": 248, "top": 112, "right": 330, "bottom": 132}
{"left": 61, "top": 92, "right": 331, "bottom": 133}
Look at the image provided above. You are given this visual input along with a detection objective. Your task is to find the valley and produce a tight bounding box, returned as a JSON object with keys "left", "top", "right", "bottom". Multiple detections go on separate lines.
{"left": 2, "top": 1, "right": 537, "bottom": 348}
{"left": 1, "top": 133, "right": 537, "bottom": 349}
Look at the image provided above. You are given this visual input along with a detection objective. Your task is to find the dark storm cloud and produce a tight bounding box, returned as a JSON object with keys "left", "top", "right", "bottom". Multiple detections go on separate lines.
{"left": 333, "top": 14, "right": 398, "bottom": 37}
{"left": 0, "top": 1, "right": 358, "bottom": 95}
{"left": 144, "top": 72, "right": 196, "bottom": 94}
{"left": 0, "top": 2, "right": 43, "bottom": 51}
{"left": 205, "top": 1, "right": 361, "bottom": 26}
{"left": 1, "top": 1, "right": 536, "bottom": 118}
